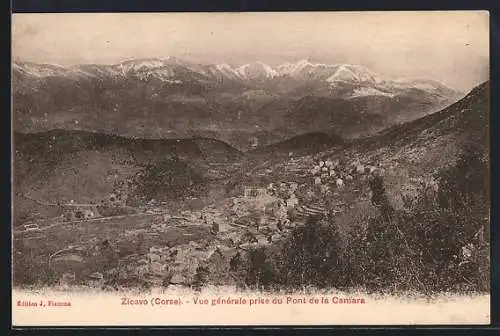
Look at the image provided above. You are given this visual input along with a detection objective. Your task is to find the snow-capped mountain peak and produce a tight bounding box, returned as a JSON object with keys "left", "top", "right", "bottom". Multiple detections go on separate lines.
{"left": 326, "top": 64, "right": 380, "bottom": 85}
{"left": 235, "top": 61, "right": 279, "bottom": 80}
{"left": 216, "top": 63, "right": 235, "bottom": 72}
{"left": 114, "top": 57, "right": 210, "bottom": 81}
{"left": 117, "top": 58, "right": 170, "bottom": 74}
{"left": 13, "top": 61, "right": 94, "bottom": 79}
{"left": 214, "top": 63, "right": 241, "bottom": 80}
{"left": 119, "top": 56, "right": 190, "bottom": 69}
{"left": 277, "top": 59, "right": 330, "bottom": 77}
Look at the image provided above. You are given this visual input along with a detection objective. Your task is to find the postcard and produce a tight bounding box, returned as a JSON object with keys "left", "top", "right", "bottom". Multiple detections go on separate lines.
{"left": 11, "top": 11, "right": 490, "bottom": 326}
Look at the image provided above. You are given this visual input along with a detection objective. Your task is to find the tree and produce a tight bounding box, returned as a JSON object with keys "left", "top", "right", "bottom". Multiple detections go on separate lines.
{"left": 368, "top": 175, "right": 394, "bottom": 220}
{"left": 363, "top": 175, "right": 417, "bottom": 289}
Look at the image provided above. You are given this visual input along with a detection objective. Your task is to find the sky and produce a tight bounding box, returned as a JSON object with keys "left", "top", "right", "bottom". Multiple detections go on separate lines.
{"left": 12, "top": 11, "right": 489, "bottom": 92}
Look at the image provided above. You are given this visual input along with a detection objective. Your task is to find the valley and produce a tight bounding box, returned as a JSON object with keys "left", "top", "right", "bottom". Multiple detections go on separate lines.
{"left": 11, "top": 58, "right": 489, "bottom": 295}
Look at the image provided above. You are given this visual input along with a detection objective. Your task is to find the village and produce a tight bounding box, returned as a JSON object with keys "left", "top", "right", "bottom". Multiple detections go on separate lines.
{"left": 14, "top": 153, "right": 405, "bottom": 290}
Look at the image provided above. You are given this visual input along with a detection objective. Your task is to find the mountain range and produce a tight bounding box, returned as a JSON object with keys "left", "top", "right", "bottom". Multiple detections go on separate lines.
{"left": 13, "top": 57, "right": 461, "bottom": 97}
{"left": 12, "top": 58, "right": 465, "bottom": 150}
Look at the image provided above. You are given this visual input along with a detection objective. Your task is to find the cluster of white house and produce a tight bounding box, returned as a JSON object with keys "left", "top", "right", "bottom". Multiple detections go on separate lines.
{"left": 309, "top": 158, "right": 383, "bottom": 190}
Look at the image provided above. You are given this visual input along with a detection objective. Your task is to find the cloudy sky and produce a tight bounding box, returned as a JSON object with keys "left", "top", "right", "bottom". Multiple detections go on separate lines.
{"left": 12, "top": 11, "right": 489, "bottom": 92}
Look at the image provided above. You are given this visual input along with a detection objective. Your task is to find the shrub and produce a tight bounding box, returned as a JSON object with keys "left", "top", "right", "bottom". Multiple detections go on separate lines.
{"left": 276, "top": 216, "right": 345, "bottom": 290}
{"left": 349, "top": 145, "right": 490, "bottom": 293}
{"left": 191, "top": 265, "right": 209, "bottom": 292}
{"left": 244, "top": 247, "right": 278, "bottom": 291}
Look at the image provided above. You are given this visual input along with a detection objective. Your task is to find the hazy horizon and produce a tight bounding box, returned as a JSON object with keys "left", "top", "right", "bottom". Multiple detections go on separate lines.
{"left": 12, "top": 11, "right": 489, "bottom": 92}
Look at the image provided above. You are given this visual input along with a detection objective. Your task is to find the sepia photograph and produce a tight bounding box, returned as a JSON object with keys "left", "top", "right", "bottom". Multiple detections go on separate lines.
{"left": 11, "top": 11, "right": 490, "bottom": 326}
